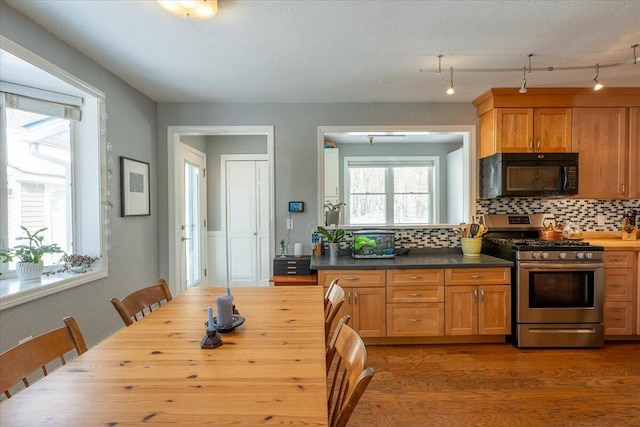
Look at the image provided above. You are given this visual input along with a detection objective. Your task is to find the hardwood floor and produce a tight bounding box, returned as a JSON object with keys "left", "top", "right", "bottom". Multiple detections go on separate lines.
{"left": 350, "top": 342, "right": 640, "bottom": 426}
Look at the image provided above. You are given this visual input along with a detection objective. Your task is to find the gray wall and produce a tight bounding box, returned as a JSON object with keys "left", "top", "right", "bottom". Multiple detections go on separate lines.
{"left": 0, "top": 3, "right": 158, "bottom": 351}
{"left": 157, "top": 103, "right": 477, "bottom": 278}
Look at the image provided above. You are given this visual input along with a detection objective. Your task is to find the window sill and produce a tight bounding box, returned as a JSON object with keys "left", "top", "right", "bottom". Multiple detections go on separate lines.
{"left": 0, "top": 267, "right": 107, "bottom": 310}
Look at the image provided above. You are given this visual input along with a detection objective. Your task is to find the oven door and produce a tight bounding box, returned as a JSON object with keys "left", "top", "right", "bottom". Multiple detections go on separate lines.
{"left": 517, "top": 261, "right": 603, "bottom": 324}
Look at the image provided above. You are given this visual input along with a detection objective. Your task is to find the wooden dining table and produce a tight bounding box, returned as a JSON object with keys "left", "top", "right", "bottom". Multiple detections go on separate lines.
{"left": 1, "top": 286, "right": 329, "bottom": 426}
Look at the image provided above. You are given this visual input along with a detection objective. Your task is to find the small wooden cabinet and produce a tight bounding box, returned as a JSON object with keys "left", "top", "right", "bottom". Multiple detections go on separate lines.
{"left": 629, "top": 107, "right": 640, "bottom": 198}
{"left": 603, "top": 251, "right": 636, "bottom": 335}
{"left": 444, "top": 268, "right": 511, "bottom": 336}
{"left": 386, "top": 269, "right": 445, "bottom": 337}
{"left": 572, "top": 108, "right": 628, "bottom": 199}
{"left": 479, "top": 107, "right": 571, "bottom": 158}
{"left": 318, "top": 270, "right": 386, "bottom": 337}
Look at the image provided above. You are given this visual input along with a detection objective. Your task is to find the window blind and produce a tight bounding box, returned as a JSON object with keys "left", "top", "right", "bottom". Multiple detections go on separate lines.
{"left": 3, "top": 92, "right": 81, "bottom": 121}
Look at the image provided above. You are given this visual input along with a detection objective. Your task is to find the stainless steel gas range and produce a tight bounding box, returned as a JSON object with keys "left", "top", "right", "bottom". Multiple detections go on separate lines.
{"left": 482, "top": 214, "right": 605, "bottom": 348}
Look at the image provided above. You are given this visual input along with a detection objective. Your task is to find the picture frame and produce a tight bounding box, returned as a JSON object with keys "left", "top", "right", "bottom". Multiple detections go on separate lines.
{"left": 289, "top": 201, "right": 304, "bottom": 212}
{"left": 120, "top": 156, "right": 150, "bottom": 217}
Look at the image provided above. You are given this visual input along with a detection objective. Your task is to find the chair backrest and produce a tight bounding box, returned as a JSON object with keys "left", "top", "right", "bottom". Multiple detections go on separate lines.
{"left": 0, "top": 316, "right": 88, "bottom": 399}
{"left": 110, "top": 279, "right": 173, "bottom": 327}
{"left": 326, "top": 314, "right": 350, "bottom": 372}
{"left": 327, "top": 323, "right": 375, "bottom": 427}
{"left": 324, "top": 283, "right": 345, "bottom": 342}
{"left": 324, "top": 278, "right": 339, "bottom": 309}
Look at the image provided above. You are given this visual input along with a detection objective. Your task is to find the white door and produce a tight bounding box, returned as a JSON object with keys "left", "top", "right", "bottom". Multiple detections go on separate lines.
{"left": 178, "top": 143, "right": 207, "bottom": 292}
{"left": 225, "top": 157, "right": 270, "bottom": 286}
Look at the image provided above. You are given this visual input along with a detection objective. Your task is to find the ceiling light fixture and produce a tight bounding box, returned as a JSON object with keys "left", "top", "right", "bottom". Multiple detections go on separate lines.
{"left": 593, "top": 63, "right": 604, "bottom": 91}
{"left": 519, "top": 67, "right": 528, "bottom": 94}
{"left": 632, "top": 44, "right": 638, "bottom": 64}
{"left": 157, "top": 0, "right": 218, "bottom": 20}
{"left": 446, "top": 67, "right": 455, "bottom": 95}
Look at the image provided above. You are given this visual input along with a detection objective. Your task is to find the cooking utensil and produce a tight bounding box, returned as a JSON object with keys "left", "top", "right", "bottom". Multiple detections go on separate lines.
{"left": 469, "top": 223, "right": 480, "bottom": 238}
{"left": 459, "top": 223, "right": 468, "bottom": 237}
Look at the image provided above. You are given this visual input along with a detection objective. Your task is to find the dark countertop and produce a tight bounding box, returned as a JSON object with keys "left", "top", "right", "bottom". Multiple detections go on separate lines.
{"left": 310, "top": 250, "right": 513, "bottom": 270}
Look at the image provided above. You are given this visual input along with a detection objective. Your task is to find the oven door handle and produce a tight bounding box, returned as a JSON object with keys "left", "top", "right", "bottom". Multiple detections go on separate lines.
{"left": 519, "top": 262, "right": 603, "bottom": 271}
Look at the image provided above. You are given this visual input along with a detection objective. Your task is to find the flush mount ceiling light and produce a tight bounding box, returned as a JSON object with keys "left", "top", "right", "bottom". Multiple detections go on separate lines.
{"left": 421, "top": 45, "right": 638, "bottom": 92}
{"left": 157, "top": 0, "right": 218, "bottom": 20}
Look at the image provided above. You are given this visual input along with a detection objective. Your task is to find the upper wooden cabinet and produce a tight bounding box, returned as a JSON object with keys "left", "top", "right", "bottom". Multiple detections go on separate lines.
{"left": 629, "top": 107, "right": 640, "bottom": 198}
{"left": 572, "top": 108, "right": 627, "bottom": 199}
{"left": 479, "top": 107, "right": 572, "bottom": 157}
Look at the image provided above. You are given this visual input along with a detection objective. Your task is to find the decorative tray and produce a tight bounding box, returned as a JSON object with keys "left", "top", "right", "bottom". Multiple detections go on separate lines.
{"left": 205, "top": 315, "right": 245, "bottom": 333}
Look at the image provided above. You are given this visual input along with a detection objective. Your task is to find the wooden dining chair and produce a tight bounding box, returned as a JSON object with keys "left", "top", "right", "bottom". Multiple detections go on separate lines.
{"left": 326, "top": 314, "right": 350, "bottom": 372}
{"left": 326, "top": 323, "right": 375, "bottom": 427}
{"left": 0, "top": 316, "right": 88, "bottom": 399}
{"left": 110, "top": 279, "right": 173, "bottom": 327}
{"left": 324, "top": 282, "right": 345, "bottom": 342}
{"left": 324, "top": 278, "right": 339, "bottom": 309}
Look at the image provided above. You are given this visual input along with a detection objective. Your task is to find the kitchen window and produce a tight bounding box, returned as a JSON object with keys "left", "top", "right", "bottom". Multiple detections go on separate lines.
{"left": 344, "top": 156, "right": 438, "bottom": 226}
{"left": 0, "top": 38, "right": 107, "bottom": 309}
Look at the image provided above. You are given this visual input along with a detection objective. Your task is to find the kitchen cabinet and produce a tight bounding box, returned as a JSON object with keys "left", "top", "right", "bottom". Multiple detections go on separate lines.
{"left": 444, "top": 268, "right": 511, "bottom": 336}
{"left": 323, "top": 147, "right": 339, "bottom": 205}
{"left": 629, "top": 108, "right": 640, "bottom": 198}
{"left": 478, "top": 107, "right": 572, "bottom": 158}
{"left": 318, "top": 269, "right": 386, "bottom": 338}
{"left": 386, "top": 269, "right": 445, "bottom": 337}
{"left": 603, "top": 251, "right": 636, "bottom": 336}
{"left": 572, "top": 107, "right": 628, "bottom": 199}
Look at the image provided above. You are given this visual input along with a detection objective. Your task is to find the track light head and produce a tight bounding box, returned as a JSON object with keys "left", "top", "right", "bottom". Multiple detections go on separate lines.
{"left": 519, "top": 66, "right": 528, "bottom": 93}
{"left": 593, "top": 63, "right": 604, "bottom": 91}
{"left": 446, "top": 67, "right": 455, "bottom": 95}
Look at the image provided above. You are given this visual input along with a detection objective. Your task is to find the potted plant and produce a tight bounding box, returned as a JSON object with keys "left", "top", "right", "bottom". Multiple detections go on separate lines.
{"left": 0, "top": 226, "right": 64, "bottom": 281}
{"left": 324, "top": 201, "right": 346, "bottom": 226}
{"left": 317, "top": 226, "right": 345, "bottom": 259}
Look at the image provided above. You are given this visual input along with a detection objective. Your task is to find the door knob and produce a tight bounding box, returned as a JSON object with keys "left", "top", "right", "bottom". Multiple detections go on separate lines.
{"left": 181, "top": 236, "right": 190, "bottom": 241}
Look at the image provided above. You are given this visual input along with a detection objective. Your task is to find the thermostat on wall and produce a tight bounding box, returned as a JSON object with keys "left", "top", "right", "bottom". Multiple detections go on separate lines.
{"left": 289, "top": 201, "right": 304, "bottom": 212}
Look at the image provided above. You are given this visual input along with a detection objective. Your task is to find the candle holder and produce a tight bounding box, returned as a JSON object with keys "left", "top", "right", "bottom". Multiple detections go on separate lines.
{"left": 200, "top": 329, "right": 223, "bottom": 349}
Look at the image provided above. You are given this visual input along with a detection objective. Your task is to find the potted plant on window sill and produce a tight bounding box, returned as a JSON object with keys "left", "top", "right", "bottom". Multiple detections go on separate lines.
{"left": 324, "top": 201, "right": 346, "bottom": 226}
{"left": 317, "top": 226, "right": 345, "bottom": 259}
{"left": 0, "top": 226, "right": 64, "bottom": 282}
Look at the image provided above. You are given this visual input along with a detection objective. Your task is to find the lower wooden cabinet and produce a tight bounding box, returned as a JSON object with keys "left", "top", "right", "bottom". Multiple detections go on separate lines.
{"left": 603, "top": 251, "right": 637, "bottom": 336}
{"left": 318, "top": 270, "right": 386, "bottom": 338}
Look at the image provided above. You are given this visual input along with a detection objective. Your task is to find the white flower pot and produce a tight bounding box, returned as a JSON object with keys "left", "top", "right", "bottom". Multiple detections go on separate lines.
{"left": 16, "top": 261, "right": 44, "bottom": 282}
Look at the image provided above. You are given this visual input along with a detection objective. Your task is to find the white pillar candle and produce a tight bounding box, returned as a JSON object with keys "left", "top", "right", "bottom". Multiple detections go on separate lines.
{"left": 216, "top": 295, "right": 234, "bottom": 327}
{"left": 294, "top": 242, "right": 303, "bottom": 257}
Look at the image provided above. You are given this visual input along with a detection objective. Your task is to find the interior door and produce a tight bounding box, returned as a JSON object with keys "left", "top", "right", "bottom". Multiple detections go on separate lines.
{"left": 178, "top": 143, "right": 207, "bottom": 292}
{"left": 225, "top": 157, "right": 270, "bottom": 286}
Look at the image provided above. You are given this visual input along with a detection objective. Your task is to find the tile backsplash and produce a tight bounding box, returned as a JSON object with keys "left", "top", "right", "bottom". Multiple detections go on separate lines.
{"left": 335, "top": 198, "right": 640, "bottom": 250}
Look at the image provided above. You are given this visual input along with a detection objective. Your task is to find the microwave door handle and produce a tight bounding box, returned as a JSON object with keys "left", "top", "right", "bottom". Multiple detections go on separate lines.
{"left": 560, "top": 166, "right": 568, "bottom": 190}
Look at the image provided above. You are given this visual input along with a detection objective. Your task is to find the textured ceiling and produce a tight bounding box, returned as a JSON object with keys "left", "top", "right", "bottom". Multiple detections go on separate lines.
{"left": 4, "top": 0, "right": 640, "bottom": 104}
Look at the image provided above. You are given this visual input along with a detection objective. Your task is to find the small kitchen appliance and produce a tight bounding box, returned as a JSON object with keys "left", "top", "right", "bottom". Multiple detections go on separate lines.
{"left": 481, "top": 214, "right": 604, "bottom": 348}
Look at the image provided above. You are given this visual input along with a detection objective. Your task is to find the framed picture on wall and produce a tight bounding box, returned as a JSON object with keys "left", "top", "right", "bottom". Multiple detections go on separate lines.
{"left": 120, "top": 156, "right": 150, "bottom": 217}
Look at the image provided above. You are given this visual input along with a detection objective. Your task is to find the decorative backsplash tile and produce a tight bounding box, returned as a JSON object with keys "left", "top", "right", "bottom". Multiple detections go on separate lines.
{"left": 335, "top": 198, "right": 640, "bottom": 250}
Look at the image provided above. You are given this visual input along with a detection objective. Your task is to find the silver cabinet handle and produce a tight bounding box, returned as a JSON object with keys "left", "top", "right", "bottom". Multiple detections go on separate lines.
{"left": 409, "top": 319, "right": 422, "bottom": 322}
{"left": 480, "top": 289, "right": 485, "bottom": 302}
{"left": 354, "top": 292, "right": 358, "bottom": 304}
{"left": 409, "top": 293, "right": 422, "bottom": 297}
{"left": 528, "top": 138, "right": 533, "bottom": 150}
{"left": 347, "top": 291, "right": 351, "bottom": 304}
{"left": 409, "top": 276, "right": 422, "bottom": 280}
{"left": 345, "top": 277, "right": 358, "bottom": 281}
{"left": 536, "top": 139, "right": 540, "bottom": 150}
{"left": 473, "top": 289, "right": 478, "bottom": 301}
{"left": 471, "top": 274, "right": 483, "bottom": 279}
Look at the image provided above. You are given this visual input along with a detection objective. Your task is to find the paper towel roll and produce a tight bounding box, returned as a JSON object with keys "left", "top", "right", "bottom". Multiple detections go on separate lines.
{"left": 294, "top": 242, "right": 303, "bottom": 257}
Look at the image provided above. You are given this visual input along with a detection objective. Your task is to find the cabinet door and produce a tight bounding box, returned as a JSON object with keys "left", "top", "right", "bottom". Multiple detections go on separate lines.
{"left": 629, "top": 107, "right": 640, "bottom": 198}
{"left": 445, "top": 286, "right": 477, "bottom": 335}
{"left": 478, "top": 285, "right": 511, "bottom": 335}
{"left": 604, "top": 269, "right": 634, "bottom": 302}
{"left": 604, "top": 302, "right": 634, "bottom": 335}
{"left": 352, "top": 287, "right": 386, "bottom": 337}
{"left": 496, "top": 108, "right": 534, "bottom": 153}
{"left": 533, "top": 108, "right": 572, "bottom": 152}
{"left": 323, "top": 148, "right": 340, "bottom": 199}
{"left": 572, "top": 108, "right": 627, "bottom": 199}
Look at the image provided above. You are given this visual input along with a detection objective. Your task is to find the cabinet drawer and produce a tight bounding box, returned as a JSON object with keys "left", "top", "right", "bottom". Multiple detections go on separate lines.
{"left": 445, "top": 268, "right": 511, "bottom": 285}
{"left": 604, "top": 269, "right": 634, "bottom": 301}
{"left": 318, "top": 270, "right": 385, "bottom": 288}
{"left": 386, "top": 269, "right": 444, "bottom": 286}
{"left": 386, "top": 303, "right": 444, "bottom": 337}
{"left": 604, "top": 251, "right": 635, "bottom": 268}
{"left": 386, "top": 284, "right": 444, "bottom": 303}
{"left": 604, "top": 302, "right": 634, "bottom": 335}
{"left": 273, "top": 256, "right": 311, "bottom": 275}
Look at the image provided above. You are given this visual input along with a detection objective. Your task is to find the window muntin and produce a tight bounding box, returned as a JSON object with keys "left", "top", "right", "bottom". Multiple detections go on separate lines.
{"left": 345, "top": 157, "right": 438, "bottom": 226}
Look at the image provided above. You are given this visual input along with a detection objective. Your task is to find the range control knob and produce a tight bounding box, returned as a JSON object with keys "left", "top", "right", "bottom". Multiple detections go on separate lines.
{"left": 576, "top": 252, "right": 585, "bottom": 259}
{"left": 585, "top": 252, "right": 593, "bottom": 259}
{"left": 541, "top": 252, "right": 549, "bottom": 259}
{"left": 558, "top": 252, "right": 567, "bottom": 259}
{"left": 532, "top": 253, "right": 541, "bottom": 259}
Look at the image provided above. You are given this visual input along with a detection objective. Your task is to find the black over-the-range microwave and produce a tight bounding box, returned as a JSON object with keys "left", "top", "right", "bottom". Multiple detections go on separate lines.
{"left": 479, "top": 152, "right": 579, "bottom": 198}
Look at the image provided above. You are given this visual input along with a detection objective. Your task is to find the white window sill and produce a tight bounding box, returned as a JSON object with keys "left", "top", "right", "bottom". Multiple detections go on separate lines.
{"left": 0, "top": 266, "right": 107, "bottom": 310}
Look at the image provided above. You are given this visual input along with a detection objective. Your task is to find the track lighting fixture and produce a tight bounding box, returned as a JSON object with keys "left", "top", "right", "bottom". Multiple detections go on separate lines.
{"left": 593, "top": 63, "right": 603, "bottom": 91}
{"left": 446, "top": 67, "right": 455, "bottom": 95}
{"left": 519, "top": 66, "right": 528, "bottom": 94}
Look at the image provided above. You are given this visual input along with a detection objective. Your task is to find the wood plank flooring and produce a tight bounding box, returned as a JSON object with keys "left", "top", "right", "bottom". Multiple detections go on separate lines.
{"left": 349, "top": 342, "right": 640, "bottom": 426}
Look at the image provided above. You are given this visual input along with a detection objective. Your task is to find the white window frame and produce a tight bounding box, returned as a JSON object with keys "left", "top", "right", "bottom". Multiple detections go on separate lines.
{"left": 344, "top": 156, "right": 440, "bottom": 226}
{"left": 0, "top": 36, "right": 108, "bottom": 310}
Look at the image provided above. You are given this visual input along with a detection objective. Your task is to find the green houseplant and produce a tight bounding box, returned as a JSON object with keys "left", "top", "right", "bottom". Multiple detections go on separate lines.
{"left": 0, "top": 226, "right": 64, "bottom": 281}
{"left": 317, "top": 226, "right": 345, "bottom": 259}
{"left": 324, "top": 201, "right": 345, "bottom": 226}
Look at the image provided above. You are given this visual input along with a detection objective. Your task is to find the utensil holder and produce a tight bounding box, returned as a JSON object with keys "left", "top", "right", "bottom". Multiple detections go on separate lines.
{"left": 461, "top": 237, "right": 482, "bottom": 257}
